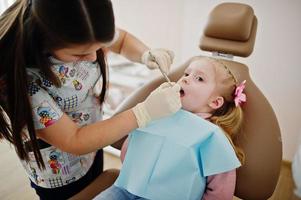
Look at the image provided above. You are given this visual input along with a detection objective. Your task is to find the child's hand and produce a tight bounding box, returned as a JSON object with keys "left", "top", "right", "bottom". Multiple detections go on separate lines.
{"left": 141, "top": 48, "right": 174, "bottom": 74}
{"left": 132, "top": 82, "right": 181, "bottom": 128}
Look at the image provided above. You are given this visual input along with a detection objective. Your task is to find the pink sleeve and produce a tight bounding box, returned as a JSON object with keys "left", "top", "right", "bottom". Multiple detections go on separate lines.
{"left": 202, "top": 169, "right": 236, "bottom": 200}
{"left": 120, "top": 137, "right": 129, "bottom": 163}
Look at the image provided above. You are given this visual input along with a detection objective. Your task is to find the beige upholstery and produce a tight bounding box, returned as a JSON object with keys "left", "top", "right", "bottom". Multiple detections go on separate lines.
{"left": 113, "top": 2, "right": 282, "bottom": 200}
{"left": 200, "top": 3, "right": 257, "bottom": 57}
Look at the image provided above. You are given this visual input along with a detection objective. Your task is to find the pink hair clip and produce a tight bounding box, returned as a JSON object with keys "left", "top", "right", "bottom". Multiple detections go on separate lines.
{"left": 234, "top": 80, "right": 247, "bottom": 107}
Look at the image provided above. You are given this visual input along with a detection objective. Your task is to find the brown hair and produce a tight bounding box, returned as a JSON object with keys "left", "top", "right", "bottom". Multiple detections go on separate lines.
{"left": 0, "top": 0, "right": 115, "bottom": 169}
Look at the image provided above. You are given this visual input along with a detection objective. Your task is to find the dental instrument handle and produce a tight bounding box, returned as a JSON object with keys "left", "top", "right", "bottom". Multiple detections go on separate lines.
{"left": 148, "top": 52, "right": 173, "bottom": 86}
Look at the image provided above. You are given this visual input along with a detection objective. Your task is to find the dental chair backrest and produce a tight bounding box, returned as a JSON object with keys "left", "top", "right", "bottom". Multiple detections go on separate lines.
{"left": 200, "top": 3, "right": 282, "bottom": 199}
{"left": 114, "top": 2, "right": 282, "bottom": 200}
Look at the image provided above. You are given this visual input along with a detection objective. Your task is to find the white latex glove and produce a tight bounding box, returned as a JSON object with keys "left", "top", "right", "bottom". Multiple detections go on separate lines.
{"left": 132, "top": 82, "right": 181, "bottom": 128}
{"left": 141, "top": 48, "right": 175, "bottom": 74}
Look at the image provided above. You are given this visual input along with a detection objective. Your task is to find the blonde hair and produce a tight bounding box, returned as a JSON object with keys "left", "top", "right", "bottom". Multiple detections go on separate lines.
{"left": 207, "top": 57, "right": 245, "bottom": 164}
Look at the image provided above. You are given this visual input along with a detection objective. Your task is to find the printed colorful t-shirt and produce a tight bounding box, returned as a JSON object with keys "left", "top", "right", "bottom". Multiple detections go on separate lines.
{"left": 21, "top": 59, "right": 104, "bottom": 188}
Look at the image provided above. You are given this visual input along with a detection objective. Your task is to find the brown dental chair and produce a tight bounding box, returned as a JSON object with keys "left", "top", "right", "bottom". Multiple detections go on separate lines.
{"left": 112, "top": 2, "right": 282, "bottom": 200}
{"left": 72, "top": 2, "right": 282, "bottom": 200}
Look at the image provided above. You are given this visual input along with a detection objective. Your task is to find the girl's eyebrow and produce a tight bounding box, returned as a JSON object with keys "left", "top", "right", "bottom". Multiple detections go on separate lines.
{"left": 195, "top": 68, "right": 205, "bottom": 74}
{"left": 195, "top": 69, "right": 209, "bottom": 79}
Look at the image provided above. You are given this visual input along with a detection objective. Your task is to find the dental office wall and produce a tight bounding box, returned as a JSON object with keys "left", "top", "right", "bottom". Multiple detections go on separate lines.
{"left": 112, "top": 0, "right": 301, "bottom": 161}
{"left": 0, "top": 0, "right": 14, "bottom": 13}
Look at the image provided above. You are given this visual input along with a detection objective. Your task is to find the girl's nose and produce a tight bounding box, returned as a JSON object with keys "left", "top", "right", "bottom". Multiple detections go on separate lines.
{"left": 182, "top": 77, "right": 189, "bottom": 84}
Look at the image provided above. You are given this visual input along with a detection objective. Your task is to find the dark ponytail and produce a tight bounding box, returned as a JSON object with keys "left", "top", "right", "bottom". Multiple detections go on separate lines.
{"left": 0, "top": 0, "right": 45, "bottom": 169}
{"left": 0, "top": 0, "right": 115, "bottom": 169}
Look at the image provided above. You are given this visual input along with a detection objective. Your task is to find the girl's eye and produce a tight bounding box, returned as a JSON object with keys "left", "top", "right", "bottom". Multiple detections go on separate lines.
{"left": 184, "top": 73, "right": 189, "bottom": 77}
{"left": 196, "top": 76, "right": 203, "bottom": 81}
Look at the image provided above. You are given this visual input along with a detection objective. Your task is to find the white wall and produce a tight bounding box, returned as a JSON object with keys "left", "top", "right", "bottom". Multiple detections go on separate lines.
{"left": 112, "top": 0, "right": 301, "bottom": 161}
{"left": 0, "top": 0, "right": 14, "bottom": 14}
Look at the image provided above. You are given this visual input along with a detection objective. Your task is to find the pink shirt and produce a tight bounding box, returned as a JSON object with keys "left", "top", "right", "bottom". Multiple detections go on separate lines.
{"left": 120, "top": 138, "right": 236, "bottom": 200}
{"left": 202, "top": 170, "right": 236, "bottom": 200}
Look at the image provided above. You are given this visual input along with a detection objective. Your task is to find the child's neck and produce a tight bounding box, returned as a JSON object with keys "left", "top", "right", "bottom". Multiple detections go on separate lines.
{"left": 195, "top": 112, "right": 212, "bottom": 119}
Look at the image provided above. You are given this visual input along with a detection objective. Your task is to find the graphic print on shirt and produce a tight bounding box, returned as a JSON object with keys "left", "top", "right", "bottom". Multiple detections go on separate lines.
{"left": 72, "top": 80, "right": 83, "bottom": 90}
{"left": 76, "top": 65, "right": 89, "bottom": 81}
{"left": 70, "top": 111, "right": 90, "bottom": 123}
{"left": 58, "top": 65, "right": 69, "bottom": 84}
{"left": 28, "top": 81, "right": 41, "bottom": 96}
{"left": 48, "top": 150, "right": 63, "bottom": 174}
{"left": 30, "top": 165, "right": 45, "bottom": 185}
{"left": 54, "top": 96, "right": 63, "bottom": 107}
{"left": 69, "top": 68, "right": 76, "bottom": 77}
{"left": 63, "top": 95, "right": 78, "bottom": 111}
{"left": 41, "top": 76, "right": 53, "bottom": 88}
{"left": 34, "top": 101, "right": 60, "bottom": 128}
{"left": 48, "top": 177, "right": 64, "bottom": 188}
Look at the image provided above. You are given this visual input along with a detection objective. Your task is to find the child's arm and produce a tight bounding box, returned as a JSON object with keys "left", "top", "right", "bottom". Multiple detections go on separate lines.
{"left": 37, "top": 110, "right": 136, "bottom": 155}
{"left": 202, "top": 170, "right": 236, "bottom": 200}
{"left": 36, "top": 83, "right": 181, "bottom": 155}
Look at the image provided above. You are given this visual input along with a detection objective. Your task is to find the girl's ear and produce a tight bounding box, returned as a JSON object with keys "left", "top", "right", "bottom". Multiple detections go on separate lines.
{"left": 209, "top": 96, "right": 224, "bottom": 110}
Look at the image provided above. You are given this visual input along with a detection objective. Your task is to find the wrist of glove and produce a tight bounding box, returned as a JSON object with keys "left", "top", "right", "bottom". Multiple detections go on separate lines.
{"left": 132, "top": 82, "right": 181, "bottom": 128}
{"left": 141, "top": 48, "right": 175, "bottom": 74}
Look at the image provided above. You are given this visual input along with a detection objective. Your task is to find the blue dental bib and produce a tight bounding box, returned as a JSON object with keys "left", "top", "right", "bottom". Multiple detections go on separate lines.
{"left": 115, "top": 109, "right": 240, "bottom": 200}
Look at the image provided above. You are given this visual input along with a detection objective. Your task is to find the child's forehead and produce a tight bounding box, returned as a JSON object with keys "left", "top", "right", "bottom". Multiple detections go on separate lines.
{"left": 187, "top": 58, "right": 214, "bottom": 72}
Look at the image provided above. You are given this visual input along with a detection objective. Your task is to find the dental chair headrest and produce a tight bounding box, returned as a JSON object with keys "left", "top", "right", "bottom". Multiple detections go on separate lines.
{"left": 200, "top": 2, "right": 257, "bottom": 57}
